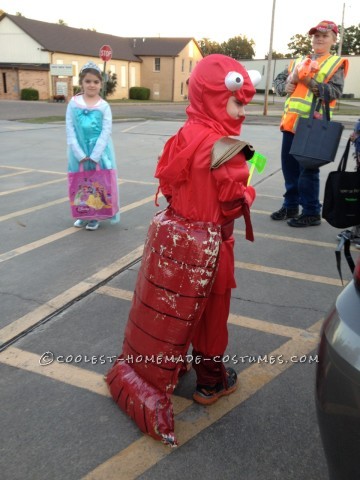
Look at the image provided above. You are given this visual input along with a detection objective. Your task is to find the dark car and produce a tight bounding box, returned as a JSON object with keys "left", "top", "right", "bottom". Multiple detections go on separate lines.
{"left": 315, "top": 252, "right": 360, "bottom": 480}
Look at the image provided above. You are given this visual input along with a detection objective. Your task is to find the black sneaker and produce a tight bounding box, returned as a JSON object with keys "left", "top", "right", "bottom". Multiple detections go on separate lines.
{"left": 270, "top": 206, "right": 299, "bottom": 221}
{"left": 193, "top": 368, "right": 238, "bottom": 406}
{"left": 287, "top": 214, "right": 321, "bottom": 227}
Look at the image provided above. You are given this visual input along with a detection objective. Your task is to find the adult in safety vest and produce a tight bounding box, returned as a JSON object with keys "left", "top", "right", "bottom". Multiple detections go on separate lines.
{"left": 270, "top": 20, "right": 349, "bottom": 227}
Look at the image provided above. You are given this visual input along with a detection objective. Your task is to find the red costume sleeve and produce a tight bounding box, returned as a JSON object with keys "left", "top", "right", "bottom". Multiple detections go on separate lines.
{"left": 212, "top": 152, "right": 256, "bottom": 220}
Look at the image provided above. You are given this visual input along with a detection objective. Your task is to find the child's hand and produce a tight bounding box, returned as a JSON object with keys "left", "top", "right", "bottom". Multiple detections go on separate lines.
{"left": 245, "top": 185, "right": 256, "bottom": 206}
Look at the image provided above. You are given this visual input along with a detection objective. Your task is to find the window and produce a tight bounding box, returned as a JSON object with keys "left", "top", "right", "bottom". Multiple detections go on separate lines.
{"left": 2, "top": 73, "right": 7, "bottom": 93}
{"left": 130, "top": 67, "right": 136, "bottom": 87}
{"left": 189, "top": 60, "right": 193, "bottom": 73}
{"left": 180, "top": 82, "right": 184, "bottom": 96}
{"left": 181, "top": 59, "right": 185, "bottom": 73}
{"left": 189, "top": 42, "right": 194, "bottom": 58}
{"left": 154, "top": 58, "right": 161, "bottom": 72}
{"left": 72, "top": 61, "right": 79, "bottom": 85}
{"left": 121, "top": 66, "right": 126, "bottom": 88}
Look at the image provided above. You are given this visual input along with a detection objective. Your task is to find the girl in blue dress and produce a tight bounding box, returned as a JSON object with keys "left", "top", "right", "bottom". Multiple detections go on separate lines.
{"left": 66, "top": 61, "right": 120, "bottom": 230}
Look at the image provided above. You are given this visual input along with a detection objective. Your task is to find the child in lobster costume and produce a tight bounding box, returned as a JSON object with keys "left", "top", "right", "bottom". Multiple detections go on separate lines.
{"left": 106, "top": 54, "right": 261, "bottom": 446}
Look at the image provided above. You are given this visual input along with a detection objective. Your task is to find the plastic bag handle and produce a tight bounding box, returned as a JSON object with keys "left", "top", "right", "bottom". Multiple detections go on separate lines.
{"left": 79, "top": 159, "right": 99, "bottom": 172}
{"left": 337, "top": 138, "right": 351, "bottom": 172}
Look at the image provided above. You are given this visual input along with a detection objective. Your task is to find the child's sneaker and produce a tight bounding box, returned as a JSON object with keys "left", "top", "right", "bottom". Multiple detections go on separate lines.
{"left": 86, "top": 220, "right": 99, "bottom": 231}
{"left": 193, "top": 368, "right": 238, "bottom": 406}
{"left": 73, "top": 219, "right": 87, "bottom": 228}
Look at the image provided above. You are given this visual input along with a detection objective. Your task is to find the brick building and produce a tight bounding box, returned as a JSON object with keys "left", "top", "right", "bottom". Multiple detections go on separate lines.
{"left": 0, "top": 13, "right": 203, "bottom": 102}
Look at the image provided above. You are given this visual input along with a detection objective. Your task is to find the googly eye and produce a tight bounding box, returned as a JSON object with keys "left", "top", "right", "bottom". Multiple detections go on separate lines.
{"left": 225, "top": 71, "right": 244, "bottom": 91}
{"left": 248, "top": 70, "right": 262, "bottom": 87}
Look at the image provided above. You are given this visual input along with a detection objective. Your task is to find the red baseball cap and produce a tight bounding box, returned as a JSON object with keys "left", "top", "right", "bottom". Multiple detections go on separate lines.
{"left": 309, "top": 20, "right": 338, "bottom": 35}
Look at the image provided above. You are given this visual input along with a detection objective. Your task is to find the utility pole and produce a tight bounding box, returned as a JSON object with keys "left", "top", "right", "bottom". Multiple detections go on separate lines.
{"left": 263, "top": 0, "right": 276, "bottom": 116}
{"left": 338, "top": 3, "right": 345, "bottom": 56}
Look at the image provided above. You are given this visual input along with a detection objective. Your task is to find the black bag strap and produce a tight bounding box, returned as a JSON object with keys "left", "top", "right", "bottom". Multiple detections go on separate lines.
{"left": 335, "top": 231, "right": 356, "bottom": 284}
{"left": 307, "top": 83, "right": 331, "bottom": 128}
{"left": 317, "top": 83, "right": 331, "bottom": 121}
{"left": 338, "top": 138, "right": 352, "bottom": 172}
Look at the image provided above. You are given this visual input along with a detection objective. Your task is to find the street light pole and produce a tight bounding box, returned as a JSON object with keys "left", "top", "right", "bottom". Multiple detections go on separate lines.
{"left": 263, "top": 0, "right": 276, "bottom": 116}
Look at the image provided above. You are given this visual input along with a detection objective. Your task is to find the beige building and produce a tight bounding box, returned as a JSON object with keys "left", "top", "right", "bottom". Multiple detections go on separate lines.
{"left": 0, "top": 13, "right": 203, "bottom": 102}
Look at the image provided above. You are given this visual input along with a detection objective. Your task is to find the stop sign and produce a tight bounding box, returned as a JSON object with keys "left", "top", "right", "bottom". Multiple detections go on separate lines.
{"left": 99, "top": 45, "right": 112, "bottom": 62}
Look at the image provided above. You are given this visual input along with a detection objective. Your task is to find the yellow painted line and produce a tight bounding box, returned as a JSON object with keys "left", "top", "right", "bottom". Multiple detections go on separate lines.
{"left": 83, "top": 326, "right": 321, "bottom": 480}
{"left": 98, "top": 286, "right": 310, "bottom": 340}
{"left": 120, "top": 194, "right": 160, "bottom": 213}
{"left": 0, "top": 178, "right": 65, "bottom": 196}
{"left": 0, "top": 346, "right": 110, "bottom": 396}
{"left": 121, "top": 178, "right": 157, "bottom": 186}
{"left": 0, "top": 228, "right": 81, "bottom": 262}
{"left": 228, "top": 313, "right": 313, "bottom": 339}
{"left": 0, "top": 198, "right": 69, "bottom": 222}
{"left": 234, "top": 229, "right": 340, "bottom": 249}
{"left": 255, "top": 194, "right": 283, "bottom": 199}
{"left": 0, "top": 346, "right": 191, "bottom": 415}
{"left": 251, "top": 208, "right": 274, "bottom": 215}
{"left": 0, "top": 246, "right": 144, "bottom": 344}
{"left": 0, "top": 169, "right": 33, "bottom": 178}
{"left": 1, "top": 191, "right": 157, "bottom": 224}
{"left": 235, "top": 261, "right": 343, "bottom": 286}
{"left": 121, "top": 120, "right": 150, "bottom": 133}
{"left": 0, "top": 166, "right": 155, "bottom": 184}
{"left": 97, "top": 286, "right": 134, "bottom": 301}
{"left": 0, "top": 165, "right": 65, "bottom": 175}
{"left": 0, "top": 193, "right": 159, "bottom": 262}
{"left": 0, "top": 174, "right": 151, "bottom": 198}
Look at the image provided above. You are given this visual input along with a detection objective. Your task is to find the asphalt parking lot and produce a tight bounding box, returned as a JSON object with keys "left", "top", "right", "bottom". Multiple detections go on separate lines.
{"left": 0, "top": 100, "right": 359, "bottom": 480}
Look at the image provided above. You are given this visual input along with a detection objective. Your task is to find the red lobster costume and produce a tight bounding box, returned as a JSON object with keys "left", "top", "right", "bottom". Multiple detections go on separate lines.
{"left": 106, "top": 54, "right": 259, "bottom": 445}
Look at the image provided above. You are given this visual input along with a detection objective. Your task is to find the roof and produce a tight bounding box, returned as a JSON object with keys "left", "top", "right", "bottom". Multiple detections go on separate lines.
{"left": 1, "top": 14, "right": 198, "bottom": 62}
{"left": 130, "top": 37, "right": 195, "bottom": 56}
{"left": 2, "top": 14, "right": 140, "bottom": 62}
{"left": 0, "top": 63, "right": 49, "bottom": 70}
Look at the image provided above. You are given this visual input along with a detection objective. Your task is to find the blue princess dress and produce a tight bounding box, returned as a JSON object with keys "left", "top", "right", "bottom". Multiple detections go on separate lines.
{"left": 66, "top": 94, "right": 120, "bottom": 223}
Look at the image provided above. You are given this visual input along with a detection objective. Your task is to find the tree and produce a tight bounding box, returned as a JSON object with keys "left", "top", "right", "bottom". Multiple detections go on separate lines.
{"left": 286, "top": 25, "right": 360, "bottom": 57}
{"left": 221, "top": 35, "right": 255, "bottom": 59}
{"left": 58, "top": 19, "right": 67, "bottom": 26}
{"left": 197, "top": 35, "right": 255, "bottom": 59}
{"left": 197, "top": 38, "right": 222, "bottom": 56}
{"left": 265, "top": 50, "right": 292, "bottom": 59}
{"left": 105, "top": 71, "right": 117, "bottom": 97}
{"left": 287, "top": 34, "right": 312, "bottom": 56}
{"left": 339, "top": 24, "right": 360, "bottom": 55}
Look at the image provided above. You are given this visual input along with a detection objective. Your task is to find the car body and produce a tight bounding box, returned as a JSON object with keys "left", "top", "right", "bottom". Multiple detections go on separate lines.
{"left": 315, "top": 254, "right": 360, "bottom": 480}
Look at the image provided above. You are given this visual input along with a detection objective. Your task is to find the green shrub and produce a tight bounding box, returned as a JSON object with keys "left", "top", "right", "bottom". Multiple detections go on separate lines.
{"left": 21, "top": 88, "right": 39, "bottom": 101}
{"left": 129, "top": 87, "right": 150, "bottom": 100}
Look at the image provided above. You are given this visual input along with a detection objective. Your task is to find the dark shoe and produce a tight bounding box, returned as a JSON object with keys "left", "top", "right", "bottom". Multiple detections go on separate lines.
{"left": 270, "top": 206, "right": 299, "bottom": 221}
{"left": 193, "top": 368, "right": 238, "bottom": 406}
{"left": 287, "top": 214, "right": 321, "bottom": 227}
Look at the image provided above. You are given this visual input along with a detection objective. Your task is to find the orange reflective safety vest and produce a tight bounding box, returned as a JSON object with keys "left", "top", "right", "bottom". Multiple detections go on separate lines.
{"left": 280, "top": 54, "right": 349, "bottom": 133}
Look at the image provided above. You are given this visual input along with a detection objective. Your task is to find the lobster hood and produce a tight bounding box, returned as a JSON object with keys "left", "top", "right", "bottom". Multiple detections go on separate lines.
{"left": 186, "top": 54, "right": 257, "bottom": 136}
